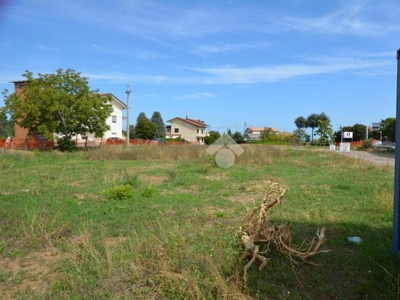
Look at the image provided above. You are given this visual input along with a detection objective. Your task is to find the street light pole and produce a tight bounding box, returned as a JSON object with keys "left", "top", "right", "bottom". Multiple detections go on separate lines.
{"left": 126, "top": 85, "right": 131, "bottom": 147}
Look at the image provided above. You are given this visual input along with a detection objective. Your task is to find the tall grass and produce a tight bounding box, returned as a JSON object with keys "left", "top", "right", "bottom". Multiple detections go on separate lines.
{"left": 0, "top": 146, "right": 398, "bottom": 299}
{"left": 84, "top": 144, "right": 286, "bottom": 165}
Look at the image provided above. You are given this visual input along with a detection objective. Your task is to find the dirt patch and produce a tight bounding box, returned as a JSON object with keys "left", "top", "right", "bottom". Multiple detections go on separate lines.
{"left": 202, "top": 174, "right": 228, "bottom": 181}
{"left": 0, "top": 248, "right": 62, "bottom": 299}
{"left": 104, "top": 236, "right": 128, "bottom": 248}
{"left": 138, "top": 174, "right": 166, "bottom": 185}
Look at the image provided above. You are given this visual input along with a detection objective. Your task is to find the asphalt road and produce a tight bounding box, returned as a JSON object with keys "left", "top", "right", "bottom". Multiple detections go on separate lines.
{"left": 344, "top": 150, "right": 395, "bottom": 167}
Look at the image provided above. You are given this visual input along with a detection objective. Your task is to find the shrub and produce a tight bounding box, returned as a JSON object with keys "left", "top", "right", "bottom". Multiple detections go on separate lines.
{"left": 361, "top": 138, "right": 373, "bottom": 149}
{"left": 106, "top": 184, "right": 133, "bottom": 200}
{"left": 141, "top": 185, "right": 153, "bottom": 198}
{"left": 57, "top": 137, "right": 77, "bottom": 152}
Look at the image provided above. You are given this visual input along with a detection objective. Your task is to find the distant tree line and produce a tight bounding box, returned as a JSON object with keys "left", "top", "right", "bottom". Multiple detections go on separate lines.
{"left": 333, "top": 117, "right": 396, "bottom": 143}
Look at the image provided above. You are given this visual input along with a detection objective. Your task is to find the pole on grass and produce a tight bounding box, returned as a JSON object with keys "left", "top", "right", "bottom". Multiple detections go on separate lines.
{"left": 126, "top": 85, "right": 131, "bottom": 147}
{"left": 392, "top": 48, "right": 400, "bottom": 256}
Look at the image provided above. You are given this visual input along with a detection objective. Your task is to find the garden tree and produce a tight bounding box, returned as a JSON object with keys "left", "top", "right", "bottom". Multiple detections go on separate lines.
{"left": 307, "top": 112, "right": 330, "bottom": 143}
{"left": 352, "top": 123, "right": 367, "bottom": 141}
{"left": 306, "top": 113, "right": 319, "bottom": 142}
{"left": 227, "top": 128, "right": 232, "bottom": 136}
{"left": 380, "top": 117, "right": 396, "bottom": 142}
{"left": 293, "top": 128, "right": 310, "bottom": 143}
{"left": 136, "top": 112, "right": 147, "bottom": 123}
{"left": 369, "top": 129, "right": 381, "bottom": 141}
{"left": 294, "top": 116, "right": 307, "bottom": 129}
{"left": 2, "top": 69, "right": 113, "bottom": 150}
{"left": 122, "top": 125, "right": 136, "bottom": 139}
{"left": 314, "top": 119, "right": 334, "bottom": 145}
{"left": 204, "top": 130, "right": 220, "bottom": 145}
{"left": 128, "top": 124, "right": 136, "bottom": 139}
{"left": 318, "top": 112, "right": 330, "bottom": 122}
{"left": 135, "top": 117, "right": 157, "bottom": 139}
{"left": 150, "top": 111, "right": 166, "bottom": 138}
{"left": 0, "top": 109, "right": 14, "bottom": 138}
{"left": 231, "top": 131, "right": 245, "bottom": 144}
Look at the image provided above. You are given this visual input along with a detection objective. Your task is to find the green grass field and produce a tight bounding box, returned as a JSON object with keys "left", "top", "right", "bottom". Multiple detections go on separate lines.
{"left": 0, "top": 145, "right": 398, "bottom": 299}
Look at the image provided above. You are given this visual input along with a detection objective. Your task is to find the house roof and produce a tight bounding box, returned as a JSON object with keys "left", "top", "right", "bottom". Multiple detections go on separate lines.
{"left": 246, "top": 126, "right": 279, "bottom": 133}
{"left": 100, "top": 93, "right": 127, "bottom": 109}
{"left": 167, "top": 117, "right": 207, "bottom": 128}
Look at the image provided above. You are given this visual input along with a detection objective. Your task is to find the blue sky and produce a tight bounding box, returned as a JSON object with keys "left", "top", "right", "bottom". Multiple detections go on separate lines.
{"left": 0, "top": 0, "right": 399, "bottom": 134}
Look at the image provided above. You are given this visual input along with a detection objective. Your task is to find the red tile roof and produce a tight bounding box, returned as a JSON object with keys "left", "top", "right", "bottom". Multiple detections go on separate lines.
{"left": 168, "top": 117, "right": 207, "bottom": 128}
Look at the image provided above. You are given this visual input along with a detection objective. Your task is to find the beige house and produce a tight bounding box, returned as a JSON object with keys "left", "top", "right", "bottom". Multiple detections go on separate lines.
{"left": 166, "top": 116, "right": 207, "bottom": 144}
{"left": 243, "top": 126, "right": 280, "bottom": 141}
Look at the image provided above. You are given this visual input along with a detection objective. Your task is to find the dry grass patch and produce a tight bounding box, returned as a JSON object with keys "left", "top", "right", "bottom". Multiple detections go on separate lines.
{"left": 0, "top": 248, "right": 62, "bottom": 299}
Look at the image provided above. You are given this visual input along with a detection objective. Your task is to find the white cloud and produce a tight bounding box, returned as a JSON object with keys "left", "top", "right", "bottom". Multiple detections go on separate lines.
{"left": 193, "top": 42, "right": 272, "bottom": 55}
{"left": 184, "top": 58, "right": 389, "bottom": 84}
{"left": 173, "top": 93, "right": 217, "bottom": 100}
{"left": 85, "top": 55, "right": 389, "bottom": 86}
{"left": 36, "top": 44, "right": 60, "bottom": 51}
{"left": 279, "top": 1, "right": 400, "bottom": 36}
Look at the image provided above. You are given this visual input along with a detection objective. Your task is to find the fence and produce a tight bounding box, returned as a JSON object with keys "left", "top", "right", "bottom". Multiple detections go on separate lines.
{"left": 0, "top": 137, "right": 54, "bottom": 150}
{"left": 0, "top": 137, "right": 188, "bottom": 150}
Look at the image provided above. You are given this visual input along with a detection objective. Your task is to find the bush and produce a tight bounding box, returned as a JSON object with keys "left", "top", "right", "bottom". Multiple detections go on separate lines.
{"left": 141, "top": 185, "right": 153, "bottom": 198}
{"left": 57, "top": 137, "right": 76, "bottom": 152}
{"left": 361, "top": 139, "right": 373, "bottom": 149}
{"left": 106, "top": 184, "right": 133, "bottom": 200}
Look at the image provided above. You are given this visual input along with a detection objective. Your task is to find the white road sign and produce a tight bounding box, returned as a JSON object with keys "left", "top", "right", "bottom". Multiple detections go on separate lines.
{"left": 343, "top": 132, "right": 353, "bottom": 139}
{"left": 340, "top": 142, "right": 351, "bottom": 153}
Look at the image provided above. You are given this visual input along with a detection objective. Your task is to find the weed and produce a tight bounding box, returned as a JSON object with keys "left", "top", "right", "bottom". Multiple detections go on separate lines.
{"left": 104, "top": 184, "right": 133, "bottom": 200}
{"left": 141, "top": 185, "right": 153, "bottom": 198}
{"left": 165, "top": 170, "right": 177, "bottom": 183}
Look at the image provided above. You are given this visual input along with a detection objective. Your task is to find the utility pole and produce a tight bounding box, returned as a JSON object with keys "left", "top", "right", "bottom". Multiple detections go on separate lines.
{"left": 126, "top": 85, "right": 131, "bottom": 147}
{"left": 392, "top": 48, "right": 400, "bottom": 257}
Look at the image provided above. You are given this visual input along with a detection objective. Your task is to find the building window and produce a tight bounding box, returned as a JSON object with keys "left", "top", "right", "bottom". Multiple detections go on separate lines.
{"left": 197, "top": 129, "right": 199, "bottom": 133}
{"left": 112, "top": 115, "right": 117, "bottom": 123}
{"left": 174, "top": 128, "right": 179, "bottom": 133}
{"left": 201, "top": 129, "right": 204, "bottom": 133}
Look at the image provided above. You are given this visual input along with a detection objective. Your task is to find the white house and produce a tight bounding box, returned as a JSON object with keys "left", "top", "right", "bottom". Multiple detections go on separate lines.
{"left": 74, "top": 93, "right": 127, "bottom": 144}
{"left": 101, "top": 93, "right": 127, "bottom": 140}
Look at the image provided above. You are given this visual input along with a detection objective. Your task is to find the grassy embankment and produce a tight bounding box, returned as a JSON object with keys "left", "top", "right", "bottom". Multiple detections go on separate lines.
{"left": 0, "top": 145, "right": 398, "bottom": 299}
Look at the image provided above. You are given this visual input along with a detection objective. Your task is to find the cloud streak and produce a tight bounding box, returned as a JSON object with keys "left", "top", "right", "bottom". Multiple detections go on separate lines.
{"left": 173, "top": 93, "right": 217, "bottom": 100}
{"left": 87, "top": 56, "right": 389, "bottom": 86}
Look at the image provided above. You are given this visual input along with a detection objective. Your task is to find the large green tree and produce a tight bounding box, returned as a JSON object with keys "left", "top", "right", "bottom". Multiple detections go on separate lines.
{"left": 150, "top": 111, "right": 166, "bottom": 138}
{"left": 294, "top": 116, "right": 307, "bottom": 129}
{"left": 205, "top": 130, "right": 221, "bottom": 145}
{"left": 231, "top": 131, "right": 245, "bottom": 144}
{"left": 2, "top": 69, "right": 113, "bottom": 149}
{"left": 306, "top": 113, "right": 320, "bottom": 142}
{"left": 135, "top": 117, "right": 157, "bottom": 139}
{"left": 380, "top": 117, "right": 396, "bottom": 142}
{"left": 305, "top": 112, "right": 330, "bottom": 143}
{"left": 136, "top": 112, "right": 147, "bottom": 124}
{"left": 314, "top": 119, "right": 334, "bottom": 145}
{"left": 293, "top": 128, "right": 310, "bottom": 143}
